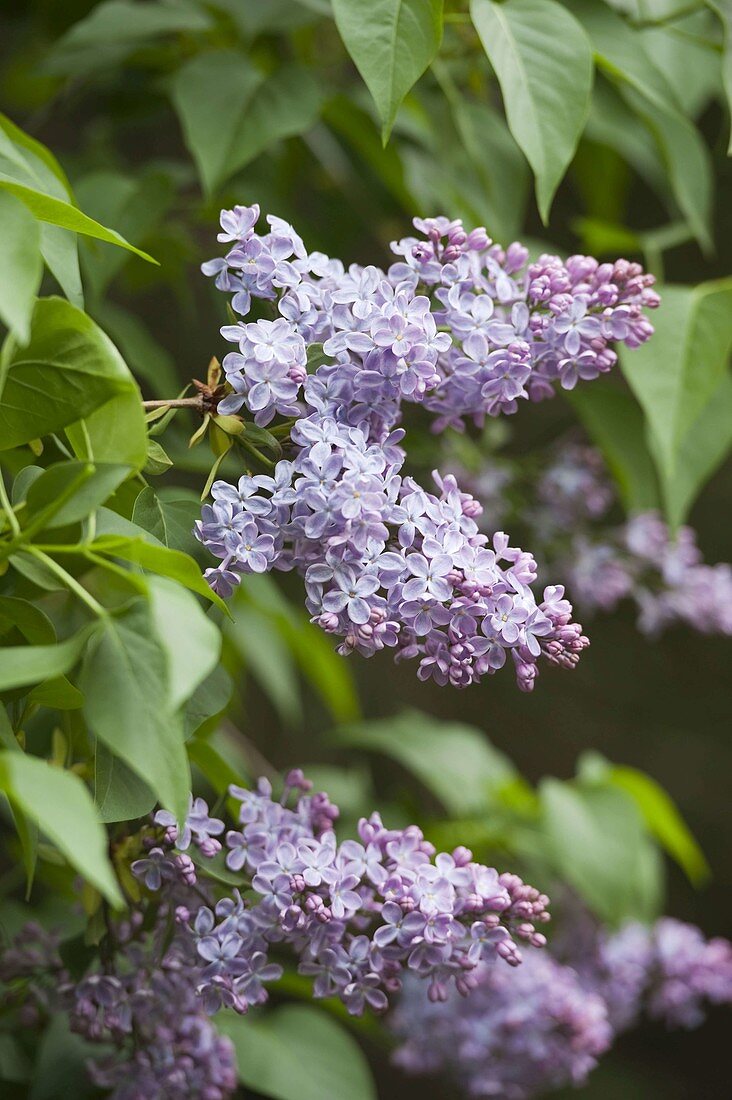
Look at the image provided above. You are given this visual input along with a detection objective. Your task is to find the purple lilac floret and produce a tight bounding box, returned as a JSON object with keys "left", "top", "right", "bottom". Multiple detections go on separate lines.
{"left": 391, "top": 951, "right": 612, "bottom": 1099}
{"left": 195, "top": 207, "right": 657, "bottom": 690}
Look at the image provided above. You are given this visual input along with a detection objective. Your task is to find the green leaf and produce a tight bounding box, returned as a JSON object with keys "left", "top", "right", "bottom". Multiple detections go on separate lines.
{"left": 332, "top": 0, "right": 444, "bottom": 142}
{"left": 0, "top": 180, "right": 157, "bottom": 265}
{"left": 132, "top": 487, "right": 201, "bottom": 555}
{"left": 539, "top": 778, "right": 662, "bottom": 925}
{"left": 708, "top": 1, "right": 732, "bottom": 154}
{"left": 46, "top": 0, "right": 212, "bottom": 77}
{"left": 0, "top": 595, "right": 56, "bottom": 644}
{"left": 80, "top": 601, "right": 190, "bottom": 823}
{"left": 666, "top": 371, "right": 732, "bottom": 527}
{"left": 470, "top": 0, "right": 593, "bottom": 222}
{"left": 235, "top": 574, "right": 360, "bottom": 723}
{"left": 334, "top": 709, "right": 516, "bottom": 815}
{"left": 66, "top": 387, "right": 148, "bottom": 471}
{"left": 89, "top": 534, "right": 228, "bottom": 612}
{"left": 143, "top": 439, "right": 173, "bottom": 475}
{"left": 618, "top": 280, "right": 732, "bottom": 517}
{"left": 27, "top": 677, "right": 84, "bottom": 710}
{"left": 219, "top": 1005, "right": 377, "bottom": 1100}
{"left": 148, "top": 576, "right": 221, "bottom": 711}
{"left": 94, "top": 742, "right": 156, "bottom": 823}
{"left": 569, "top": 0, "right": 712, "bottom": 250}
{"left": 0, "top": 750, "right": 123, "bottom": 906}
{"left": 29, "top": 1015, "right": 98, "bottom": 1100}
{"left": 170, "top": 51, "right": 264, "bottom": 196}
{"left": 567, "top": 381, "right": 660, "bottom": 513}
{"left": 74, "top": 169, "right": 174, "bottom": 297}
{"left": 0, "top": 113, "right": 81, "bottom": 307}
{"left": 183, "top": 665, "right": 233, "bottom": 740}
{"left": 0, "top": 629, "right": 90, "bottom": 692}
{"left": 91, "top": 301, "right": 178, "bottom": 397}
{"left": 580, "top": 753, "right": 709, "bottom": 886}
{"left": 0, "top": 706, "right": 38, "bottom": 892}
{"left": 171, "top": 52, "right": 322, "bottom": 194}
{"left": 226, "top": 603, "right": 302, "bottom": 726}
{"left": 188, "top": 738, "right": 242, "bottom": 795}
{"left": 0, "top": 298, "right": 138, "bottom": 450}
{"left": 450, "top": 97, "right": 530, "bottom": 244}
{"left": 0, "top": 191, "right": 43, "bottom": 343}
{"left": 24, "top": 462, "right": 132, "bottom": 530}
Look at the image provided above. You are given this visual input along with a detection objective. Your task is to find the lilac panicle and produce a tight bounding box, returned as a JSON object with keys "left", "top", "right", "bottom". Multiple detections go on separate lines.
{"left": 460, "top": 439, "right": 732, "bottom": 639}
{"left": 195, "top": 206, "right": 656, "bottom": 690}
{"left": 391, "top": 951, "right": 612, "bottom": 1099}
{"left": 391, "top": 915, "right": 732, "bottom": 1098}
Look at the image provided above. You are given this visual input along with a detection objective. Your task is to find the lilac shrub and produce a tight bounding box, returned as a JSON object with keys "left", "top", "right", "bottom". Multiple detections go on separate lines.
{"left": 1, "top": 776, "right": 549, "bottom": 1097}
{"left": 197, "top": 208, "right": 658, "bottom": 689}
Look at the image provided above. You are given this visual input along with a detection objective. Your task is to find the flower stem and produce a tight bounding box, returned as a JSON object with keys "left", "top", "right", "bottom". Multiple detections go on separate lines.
{"left": 28, "top": 548, "right": 107, "bottom": 618}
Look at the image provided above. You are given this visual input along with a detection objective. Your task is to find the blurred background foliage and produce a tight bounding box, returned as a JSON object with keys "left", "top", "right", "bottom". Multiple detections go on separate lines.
{"left": 0, "top": 0, "right": 731, "bottom": 1096}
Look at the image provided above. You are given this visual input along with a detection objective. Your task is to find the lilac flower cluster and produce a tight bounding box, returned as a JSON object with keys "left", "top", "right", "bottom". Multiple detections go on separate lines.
{"left": 0, "top": 919, "right": 237, "bottom": 1100}
{"left": 196, "top": 208, "right": 658, "bottom": 689}
{"left": 586, "top": 917, "right": 732, "bottom": 1032}
{"left": 146, "top": 773, "right": 550, "bottom": 1017}
{"left": 449, "top": 439, "right": 732, "bottom": 638}
{"left": 391, "top": 916, "right": 732, "bottom": 1099}
{"left": 392, "top": 952, "right": 612, "bottom": 1099}
{"left": 0, "top": 775, "right": 552, "bottom": 1097}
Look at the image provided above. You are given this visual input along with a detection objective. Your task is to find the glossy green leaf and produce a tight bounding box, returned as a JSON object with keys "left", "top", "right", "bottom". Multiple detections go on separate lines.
{"left": 0, "top": 750, "right": 123, "bottom": 906}
{"left": 619, "top": 280, "right": 732, "bottom": 516}
{"left": 335, "top": 709, "right": 516, "bottom": 815}
{"left": 236, "top": 574, "right": 360, "bottom": 723}
{"left": 75, "top": 169, "right": 174, "bottom": 297}
{"left": 219, "top": 1005, "right": 377, "bottom": 1100}
{"left": 567, "top": 381, "right": 660, "bottom": 513}
{"left": 172, "top": 52, "right": 322, "bottom": 193}
{"left": 332, "top": 0, "right": 443, "bottom": 142}
{"left": 0, "top": 298, "right": 137, "bottom": 450}
{"left": 0, "top": 191, "right": 43, "bottom": 343}
{"left": 470, "top": 0, "right": 593, "bottom": 222}
{"left": 91, "top": 301, "right": 178, "bottom": 397}
{"left": 80, "top": 601, "right": 190, "bottom": 822}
